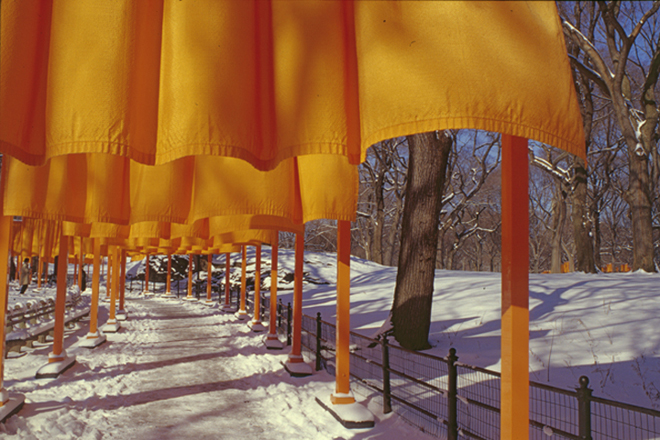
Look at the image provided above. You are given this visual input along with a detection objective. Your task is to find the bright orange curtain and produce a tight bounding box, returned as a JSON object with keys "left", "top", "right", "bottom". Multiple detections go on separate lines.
{"left": 1, "top": 1, "right": 584, "bottom": 169}
{"left": 4, "top": 154, "right": 358, "bottom": 225}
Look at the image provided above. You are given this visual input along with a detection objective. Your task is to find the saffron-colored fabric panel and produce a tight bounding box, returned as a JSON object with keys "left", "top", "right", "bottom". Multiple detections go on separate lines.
{"left": 0, "top": 1, "right": 584, "bottom": 169}
{"left": 11, "top": 218, "right": 62, "bottom": 258}
{"left": 4, "top": 154, "right": 357, "bottom": 225}
{"left": 4, "top": 155, "right": 130, "bottom": 224}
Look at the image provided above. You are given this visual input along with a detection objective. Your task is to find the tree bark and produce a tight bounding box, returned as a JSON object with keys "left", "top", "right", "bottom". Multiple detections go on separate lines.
{"left": 627, "top": 151, "right": 655, "bottom": 271}
{"left": 391, "top": 131, "right": 452, "bottom": 350}
{"left": 572, "top": 157, "right": 596, "bottom": 272}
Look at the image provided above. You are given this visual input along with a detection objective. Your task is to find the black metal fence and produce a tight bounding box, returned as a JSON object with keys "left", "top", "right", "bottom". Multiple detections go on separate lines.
{"left": 272, "top": 304, "right": 660, "bottom": 440}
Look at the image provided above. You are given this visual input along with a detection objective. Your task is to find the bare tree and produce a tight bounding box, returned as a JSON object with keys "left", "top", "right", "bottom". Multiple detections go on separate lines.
{"left": 563, "top": 1, "right": 660, "bottom": 271}
{"left": 437, "top": 131, "right": 501, "bottom": 271}
{"left": 355, "top": 138, "right": 407, "bottom": 265}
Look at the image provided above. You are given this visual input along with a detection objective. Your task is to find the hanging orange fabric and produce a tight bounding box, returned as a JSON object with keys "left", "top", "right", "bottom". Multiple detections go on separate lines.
{"left": 1, "top": 1, "right": 584, "bottom": 169}
{"left": 3, "top": 154, "right": 358, "bottom": 225}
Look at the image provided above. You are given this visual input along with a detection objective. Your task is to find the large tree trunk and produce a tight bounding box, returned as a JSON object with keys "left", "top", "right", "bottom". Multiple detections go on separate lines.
{"left": 572, "top": 157, "right": 596, "bottom": 272}
{"left": 628, "top": 151, "right": 655, "bottom": 271}
{"left": 391, "top": 131, "right": 452, "bottom": 350}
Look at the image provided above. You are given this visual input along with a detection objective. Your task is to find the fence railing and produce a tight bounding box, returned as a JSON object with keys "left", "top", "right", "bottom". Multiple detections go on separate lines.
{"left": 271, "top": 303, "right": 660, "bottom": 440}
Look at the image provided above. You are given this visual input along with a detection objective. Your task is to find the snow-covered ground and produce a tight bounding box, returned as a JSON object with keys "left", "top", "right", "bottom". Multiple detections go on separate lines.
{"left": 2, "top": 249, "right": 660, "bottom": 439}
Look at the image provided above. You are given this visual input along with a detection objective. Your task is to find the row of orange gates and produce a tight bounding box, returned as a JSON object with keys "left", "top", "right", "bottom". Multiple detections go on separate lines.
{"left": 549, "top": 262, "right": 632, "bottom": 273}
{"left": 0, "top": 222, "right": 365, "bottom": 425}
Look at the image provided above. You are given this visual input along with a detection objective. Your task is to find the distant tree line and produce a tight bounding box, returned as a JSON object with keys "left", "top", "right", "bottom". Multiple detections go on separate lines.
{"left": 297, "top": 2, "right": 660, "bottom": 277}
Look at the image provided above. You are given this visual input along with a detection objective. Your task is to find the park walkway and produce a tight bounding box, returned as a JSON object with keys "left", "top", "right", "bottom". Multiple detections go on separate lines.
{"left": 92, "top": 298, "right": 276, "bottom": 439}
{"left": 3, "top": 296, "right": 401, "bottom": 440}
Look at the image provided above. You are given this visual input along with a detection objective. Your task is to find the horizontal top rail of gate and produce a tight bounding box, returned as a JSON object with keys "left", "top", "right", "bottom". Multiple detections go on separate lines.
{"left": 288, "top": 311, "right": 660, "bottom": 440}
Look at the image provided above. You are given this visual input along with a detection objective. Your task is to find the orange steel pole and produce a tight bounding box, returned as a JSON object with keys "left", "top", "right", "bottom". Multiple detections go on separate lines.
{"left": 206, "top": 254, "right": 213, "bottom": 301}
{"left": 501, "top": 134, "right": 529, "bottom": 440}
{"left": 88, "top": 239, "right": 101, "bottom": 337}
{"left": 186, "top": 255, "right": 193, "bottom": 298}
{"left": 16, "top": 226, "right": 23, "bottom": 282}
{"left": 237, "top": 245, "right": 248, "bottom": 317}
{"left": 288, "top": 232, "right": 304, "bottom": 364}
{"left": 108, "top": 246, "right": 119, "bottom": 323}
{"left": 266, "top": 235, "right": 279, "bottom": 340}
{"left": 252, "top": 244, "right": 262, "bottom": 322}
{"left": 73, "top": 254, "right": 78, "bottom": 286}
{"left": 106, "top": 252, "right": 112, "bottom": 298}
{"left": 119, "top": 249, "right": 126, "bottom": 312}
{"left": 144, "top": 254, "right": 150, "bottom": 294}
{"left": 77, "top": 237, "right": 83, "bottom": 289}
{"left": 50, "top": 230, "right": 69, "bottom": 363}
{"left": 0, "top": 216, "right": 12, "bottom": 403}
{"left": 224, "top": 253, "right": 231, "bottom": 309}
{"left": 166, "top": 253, "right": 172, "bottom": 294}
{"left": 332, "top": 220, "right": 355, "bottom": 403}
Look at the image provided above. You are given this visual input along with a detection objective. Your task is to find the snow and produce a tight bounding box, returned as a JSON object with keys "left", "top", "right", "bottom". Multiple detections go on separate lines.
{"left": 2, "top": 250, "right": 660, "bottom": 438}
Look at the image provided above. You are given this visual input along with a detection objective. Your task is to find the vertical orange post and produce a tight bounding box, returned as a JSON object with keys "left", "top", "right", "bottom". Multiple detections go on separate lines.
{"left": 223, "top": 252, "right": 231, "bottom": 310}
{"left": 332, "top": 220, "right": 355, "bottom": 403}
{"left": 206, "top": 253, "right": 213, "bottom": 302}
{"left": 252, "top": 244, "right": 262, "bottom": 322}
{"left": 108, "top": 246, "right": 119, "bottom": 322}
{"left": 88, "top": 239, "right": 101, "bottom": 336}
{"left": 237, "top": 246, "right": 248, "bottom": 318}
{"left": 166, "top": 253, "right": 172, "bottom": 294}
{"left": 106, "top": 252, "right": 112, "bottom": 298}
{"left": 0, "top": 216, "right": 12, "bottom": 403}
{"left": 266, "top": 235, "right": 280, "bottom": 342}
{"left": 187, "top": 255, "right": 193, "bottom": 298}
{"left": 144, "top": 254, "right": 150, "bottom": 294}
{"left": 50, "top": 230, "right": 69, "bottom": 363}
{"left": 119, "top": 249, "right": 126, "bottom": 313}
{"left": 79, "top": 238, "right": 106, "bottom": 348}
{"left": 501, "top": 134, "right": 529, "bottom": 440}
{"left": 17, "top": 225, "right": 23, "bottom": 283}
{"left": 77, "top": 237, "right": 84, "bottom": 289}
{"left": 288, "top": 232, "right": 304, "bottom": 364}
{"left": 73, "top": 255, "right": 78, "bottom": 286}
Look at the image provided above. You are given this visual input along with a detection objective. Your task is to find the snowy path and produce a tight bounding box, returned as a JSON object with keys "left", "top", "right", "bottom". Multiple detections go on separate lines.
{"left": 2, "top": 295, "right": 430, "bottom": 440}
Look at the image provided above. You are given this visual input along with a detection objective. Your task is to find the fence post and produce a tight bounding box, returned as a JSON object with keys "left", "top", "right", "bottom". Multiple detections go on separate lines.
{"left": 577, "top": 376, "right": 593, "bottom": 440}
{"left": 315, "top": 312, "right": 323, "bottom": 371}
{"left": 381, "top": 335, "right": 392, "bottom": 414}
{"left": 278, "top": 299, "right": 283, "bottom": 330}
{"left": 286, "top": 302, "right": 292, "bottom": 346}
{"left": 447, "top": 348, "right": 458, "bottom": 440}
